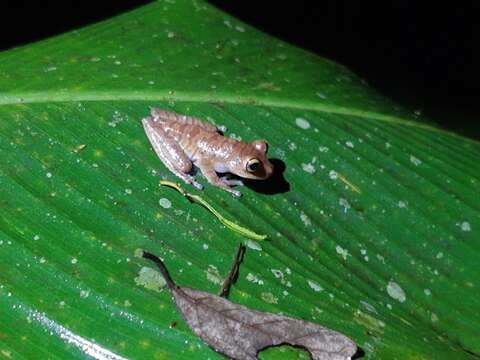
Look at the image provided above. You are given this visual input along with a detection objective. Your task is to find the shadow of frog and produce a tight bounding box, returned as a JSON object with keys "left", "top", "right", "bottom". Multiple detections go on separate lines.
{"left": 243, "top": 158, "right": 289, "bottom": 195}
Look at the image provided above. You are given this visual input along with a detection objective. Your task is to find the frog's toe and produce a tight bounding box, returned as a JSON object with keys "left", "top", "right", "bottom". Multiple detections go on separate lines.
{"left": 231, "top": 189, "right": 242, "bottom": 198}
{"left": 192, "top": 181, "right": 204, "bottom": 190}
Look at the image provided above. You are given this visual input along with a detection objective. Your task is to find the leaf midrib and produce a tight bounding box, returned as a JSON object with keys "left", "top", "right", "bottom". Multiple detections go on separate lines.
{"left": 1, "top": 89, "right": 474, "bottom": 144}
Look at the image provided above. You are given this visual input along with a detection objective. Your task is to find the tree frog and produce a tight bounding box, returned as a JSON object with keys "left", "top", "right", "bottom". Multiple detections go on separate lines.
{"left": 142, "top": 108, "right": 274, "bottom": 197}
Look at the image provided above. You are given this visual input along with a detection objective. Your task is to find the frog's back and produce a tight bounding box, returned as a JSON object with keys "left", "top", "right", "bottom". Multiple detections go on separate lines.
{"left": 151, "top": 108, "right": 218, "bottom": 132}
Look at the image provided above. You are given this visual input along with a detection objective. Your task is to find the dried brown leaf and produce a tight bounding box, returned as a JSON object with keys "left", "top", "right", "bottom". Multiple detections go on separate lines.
{"left": 172, "top": 287, "right": 357, "bottom": 360}
{"left": 142, "top": 251, "right": 357, "bottom": 360}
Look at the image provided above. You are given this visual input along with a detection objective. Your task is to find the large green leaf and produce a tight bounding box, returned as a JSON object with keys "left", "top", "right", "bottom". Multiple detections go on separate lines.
{"left": 0, "top": 1, "right": 479, "bottom": 359}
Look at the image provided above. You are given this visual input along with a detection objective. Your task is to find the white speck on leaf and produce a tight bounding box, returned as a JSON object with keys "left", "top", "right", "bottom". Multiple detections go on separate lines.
{"left": 124, "top": 188, "right": 132, "bottom": 195}
{"left": 71, "top": 257, "right": 78, "bottom": 265}
{"left": 301, "top": 163, "right": 316, "bottom": 174}
{"left": 108, "top": 110, "right": 124, "bottom": 127}
{"left": 424, "top": 288, "right": 432, "bottom": 296}
{"left": 245, "top": 240, "right": 262, "bottom": 251}
{"left": 398, "top": 200, "right": 407, "bottom": 208}
{"left": 46, "top": 172, "right": 52, "bottom": 178}
{"left": 307, "top": 280, "right": 323, "bottom": 292}
{"left": 295, "top": 117, "right": 311, "bottom": 130}
{"left": 360, "top": 301, "right": 377, "bottom": 314}
{"left": 133, "top": 248, "right": 144, "bottom": 258}
{"left": 329, "top": 170, "right": 338, "bottom": 180}
{"left": 271, "top": 269, "right": 283, "bottom": 279}
{"left": 387, "top": 281, "right": 406, "bottom": 302}
{"left": 159, "top": 198, "right": 172, "bottom": 209}
{"left": 229, "top": 133, "right": 242, "bottom": 141}
{"left": 336, "top": 245, "right": 349, "bottom": 260}
{"left": 206, "top": 265, "right": 222, "bottom": 285}
{"left": 217, "top": 124, "right": 227, "bottom": 133}
{"left": 33, "top": 235, "right": 40, "bottom": 241}
{"left": 134, "top": 266, "right": 166, "bottom": 292}
{"left": 319, "top": 146, "right": 329, "bottom": 153}
{"left": 376, "top": 254, "right": 386, "bottom": 264}
{"left": 261, "top": 292, "right": 278, "bottom": 304}
{"left": 246, "top": 273, "right": 263, "bottom": 285}
{"left": 345, "top": 141, "right": 354, "bottom": 148}
{"left": 339, "top": 198, "right": 351, "bottom": 213}
{"left": 410, "top": 155, "right": 422, "bottom": 166}
{"left": 300, "top": 211, "right": 312, "bottom": 226}
{"left": 460, "top": 221, "right": 471, "bottom": 232}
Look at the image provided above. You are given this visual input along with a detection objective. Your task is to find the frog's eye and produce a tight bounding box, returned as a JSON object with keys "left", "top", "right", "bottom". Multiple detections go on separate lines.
{"left": 246, "top": 158, "right": 260, "bottom": 172}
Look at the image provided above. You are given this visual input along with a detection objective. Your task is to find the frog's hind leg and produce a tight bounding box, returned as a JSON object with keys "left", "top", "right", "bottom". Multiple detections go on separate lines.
{"left": 150, "top": 108, "right": 219, "bottom": 133}
{"left": 142, "top": 117, "right": 203, "bottom": 190}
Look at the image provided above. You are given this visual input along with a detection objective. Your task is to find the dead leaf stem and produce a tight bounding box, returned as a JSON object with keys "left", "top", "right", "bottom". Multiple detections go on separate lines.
{"left": 218, "top": 243, "right": 245, "bottom": 298}
{"left": 142, "top": 251, "right": 177, "bottom": 290}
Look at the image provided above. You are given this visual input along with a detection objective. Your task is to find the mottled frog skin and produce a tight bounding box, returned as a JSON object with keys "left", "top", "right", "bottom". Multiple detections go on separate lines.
{"left": 142, "top": 108, "right": 274, "bottom": 197}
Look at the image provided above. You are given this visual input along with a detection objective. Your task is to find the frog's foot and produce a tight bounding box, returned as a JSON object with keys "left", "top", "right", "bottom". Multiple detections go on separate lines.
{"left": 220, "top": 176, "right": 243, "bottom": 187}
{"left": 190, "top": 179, "right": 204, "bottom": 190}
{"left": 230, "top": 189, "right": 242, "bottom": 198}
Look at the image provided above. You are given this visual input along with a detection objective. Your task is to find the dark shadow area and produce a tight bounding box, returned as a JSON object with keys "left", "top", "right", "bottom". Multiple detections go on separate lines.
{"left": 460, "top": 345, "right": 480, "bottom": 358}
{"left": 352, "top": 346, "right": 366, "bottom": 359}
{"left": 243, "top": 159, "right": 290, "bottom": 195}
{"left": 0, "top": 0, "right": 150, "bottom": 51}
{"left": 2, "top": 1, "right": 478, "bottom": 139}
{"left": 208, "top": 1, "right": 480, "bottom": 140}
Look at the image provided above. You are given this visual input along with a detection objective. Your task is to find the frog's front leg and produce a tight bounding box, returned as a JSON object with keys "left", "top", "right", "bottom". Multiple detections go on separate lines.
{"left": 197, "top": 161, "right": 241, "bottom": 197}
{"left": 142, "top": 117, "right": 203, "bottom": 190}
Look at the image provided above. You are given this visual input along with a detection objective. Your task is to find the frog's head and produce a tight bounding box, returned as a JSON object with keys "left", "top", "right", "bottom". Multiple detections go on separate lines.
{"left": 237, "top": 140, "right": 274, "bottom": 180}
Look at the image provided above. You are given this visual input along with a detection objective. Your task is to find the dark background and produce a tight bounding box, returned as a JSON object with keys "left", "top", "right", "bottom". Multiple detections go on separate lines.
{"left": 1, "top": 1, "right": 479, "bottom": 139}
